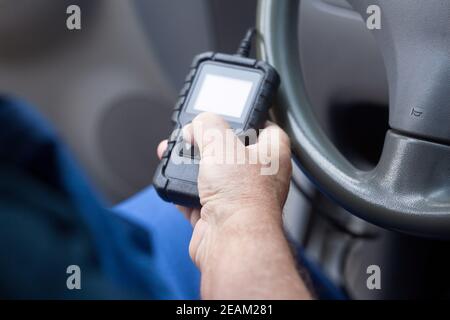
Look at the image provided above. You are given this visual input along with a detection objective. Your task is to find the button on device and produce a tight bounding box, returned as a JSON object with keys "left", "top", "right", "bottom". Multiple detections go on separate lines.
{"left": 179, "top": 142, "right": 200, "bottom": 160}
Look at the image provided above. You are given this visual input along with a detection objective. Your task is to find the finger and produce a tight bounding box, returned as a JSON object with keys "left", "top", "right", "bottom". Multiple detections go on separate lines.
{"left": 157, "top": 140, "right": 168, "bottom": 159}
{"left": 264, "top": 120, "right": 276, "bottom": 127}
{"left": 176, "top": 205, "right": 192, "bottom": 220}
{"left": 182, "top": 123, "right": 194, "bottom": 144}
{"left": 176, "top": 205, "right": 201, "bottom": 227}
{"left": 189, "top": 209, "right": 201, "bottom": 226}
{"left": 258, "top": 122, "right": 290, "bottom": 151}
{"left": 188, "top": 112, "right": 234, "bottom": 160}
{"left": 256, "top": 123, "right": 291, "bottom": 174}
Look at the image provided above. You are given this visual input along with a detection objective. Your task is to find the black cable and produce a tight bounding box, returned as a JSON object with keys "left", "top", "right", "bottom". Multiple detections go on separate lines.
{"left": 236, "top": 28, "right": 256, "bottom": 57}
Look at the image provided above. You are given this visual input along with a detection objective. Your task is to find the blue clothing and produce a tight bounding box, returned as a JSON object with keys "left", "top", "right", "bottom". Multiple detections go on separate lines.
{"left": 115, "top": 188, "right": 200, "bottom": 299}
{"left": 0, "top": 96, "right": 200, "bottom": 299}
{"left": 0, "top": 95, "right": 344, "bottom": 300}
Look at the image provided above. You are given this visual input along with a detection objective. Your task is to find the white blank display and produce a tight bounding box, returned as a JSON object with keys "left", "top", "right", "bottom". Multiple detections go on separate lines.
{"left": 193, "top": 74, "right": 254, "bottom": 118}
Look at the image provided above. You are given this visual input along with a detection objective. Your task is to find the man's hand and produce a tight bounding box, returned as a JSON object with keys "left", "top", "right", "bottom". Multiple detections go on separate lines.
{"left": 157, "top": 113, "right": 311, "bottom": 299}
{"left": 157, "top": 113, "right": 290, "bottom": 265}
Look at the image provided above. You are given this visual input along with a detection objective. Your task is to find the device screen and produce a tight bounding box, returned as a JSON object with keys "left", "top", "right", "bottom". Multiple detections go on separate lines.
{"left": 193, "top": 74, "right": 253, "bottom": 118}
{"left": 186, "top": 62, "right": 263, "bottom": 121}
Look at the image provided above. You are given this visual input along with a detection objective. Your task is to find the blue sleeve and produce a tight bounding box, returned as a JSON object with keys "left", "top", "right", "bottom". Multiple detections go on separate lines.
{"left": 0, "top": 96, "right": 199, "bottom": 299}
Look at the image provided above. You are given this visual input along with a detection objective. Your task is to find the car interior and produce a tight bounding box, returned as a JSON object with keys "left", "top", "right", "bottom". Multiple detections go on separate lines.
{"left": 1, "top": 0, "right": 449, "bottom": 299}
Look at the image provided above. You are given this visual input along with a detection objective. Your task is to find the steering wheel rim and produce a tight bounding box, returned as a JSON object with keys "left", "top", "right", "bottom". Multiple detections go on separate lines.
{"left": 256, "top": 0, "right": 450, "bottom": 238}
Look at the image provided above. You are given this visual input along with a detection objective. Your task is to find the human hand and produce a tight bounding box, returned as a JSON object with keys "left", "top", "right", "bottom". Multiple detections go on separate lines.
{"left": 157, "top": 112, "right": 292, "bottom": 269}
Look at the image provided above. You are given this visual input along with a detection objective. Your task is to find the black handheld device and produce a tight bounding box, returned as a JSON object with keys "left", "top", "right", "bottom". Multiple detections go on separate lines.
{"left": 153, "top": 29, "right": 280, "bottom": 207}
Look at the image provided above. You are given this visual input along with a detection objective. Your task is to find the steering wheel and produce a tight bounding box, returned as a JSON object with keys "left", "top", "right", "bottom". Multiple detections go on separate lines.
{"left": 256, "top": 0, "right": 450, "bottom": 238}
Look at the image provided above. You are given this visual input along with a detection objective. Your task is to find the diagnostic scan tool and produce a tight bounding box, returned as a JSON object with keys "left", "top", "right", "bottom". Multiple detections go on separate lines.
{"left": 153, "top": 29, "right": 280, "bottom": 207}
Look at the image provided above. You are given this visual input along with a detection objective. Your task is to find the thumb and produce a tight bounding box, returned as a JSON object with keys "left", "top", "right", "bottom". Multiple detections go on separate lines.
{"left": 184, "top": 112, "right": 233, "bottom": 160}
